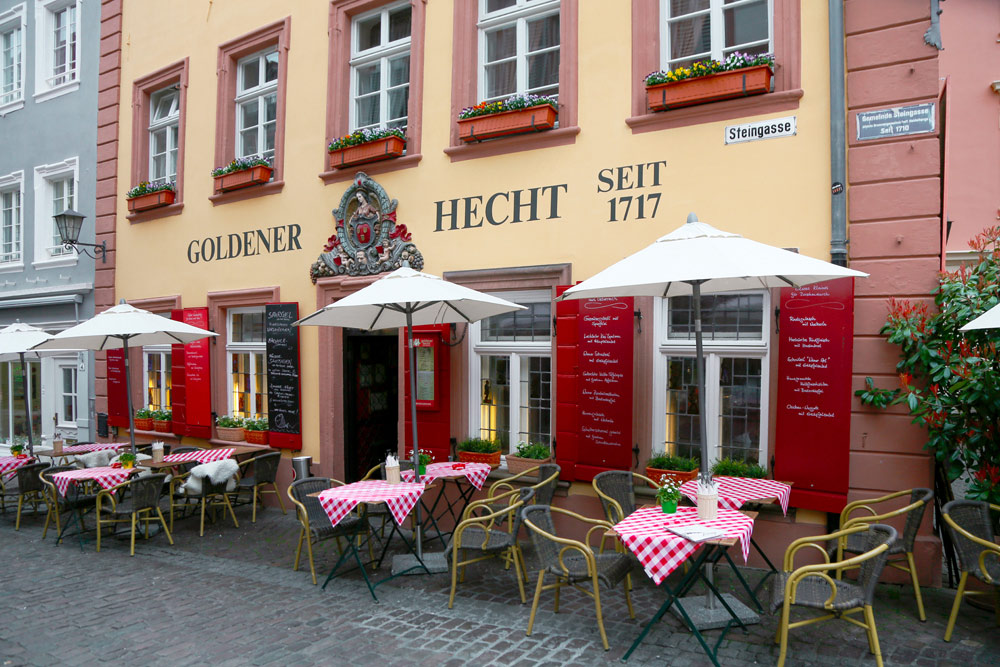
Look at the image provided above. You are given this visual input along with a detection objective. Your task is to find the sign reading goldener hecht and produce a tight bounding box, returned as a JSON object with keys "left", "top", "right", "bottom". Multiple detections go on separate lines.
{"left": 187, "top": 224, "right": 302, "bottom": 263}
{"left": 856, "top": 103, "right": 935, "bottom": 141}
{"left": 433, "top": 184, "right": 568, "bottom": 231}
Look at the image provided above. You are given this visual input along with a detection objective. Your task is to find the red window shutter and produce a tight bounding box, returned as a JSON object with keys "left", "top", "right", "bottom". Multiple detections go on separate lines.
{"left": 106, "top": 349, "right": 130, "bottom": 428}
{"left": 555, "top": 285, "right": 580, "bottom": 481}
{"left": 403, "top": 324, "right": 451, "bottom": 465}
{"left": 169, "top": 309, "right": 187, "bottom": 436}
{"left": 181, "top": 307, "right": 212, "bottom": 439}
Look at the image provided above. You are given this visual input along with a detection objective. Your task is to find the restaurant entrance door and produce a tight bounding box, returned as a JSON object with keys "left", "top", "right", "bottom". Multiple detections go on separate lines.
{"left": 343, "top": 330, "right": 398, "bottom": 482}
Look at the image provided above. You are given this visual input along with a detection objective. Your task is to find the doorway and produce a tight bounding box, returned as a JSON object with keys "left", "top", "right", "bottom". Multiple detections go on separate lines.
{"left": 343, "top": 330, "right": 398, "bottom": 482}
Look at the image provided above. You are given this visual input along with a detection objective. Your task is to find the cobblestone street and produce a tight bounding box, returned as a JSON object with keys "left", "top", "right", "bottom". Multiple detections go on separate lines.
{"left": 1, "top": 501, "right": 997, "bottom": 667}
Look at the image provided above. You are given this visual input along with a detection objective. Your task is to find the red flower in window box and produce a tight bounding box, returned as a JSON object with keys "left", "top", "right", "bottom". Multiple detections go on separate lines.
{"left": 457, "top": 98, "right": 558, "bottom": 143}
{"left": 211, "top": 157, "right": 273, "bottom": 194}
{"left": 646, "top": 64, "right": 773, "bottom": 112}
{"left": 328, "top": 132, "right": 406, "bottom": 170}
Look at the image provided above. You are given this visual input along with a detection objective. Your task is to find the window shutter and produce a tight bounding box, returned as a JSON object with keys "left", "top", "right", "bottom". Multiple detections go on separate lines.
{"left": 554, "top": 285, "right": 580, "bottom": 481}
{"left": 403, "top": 324, "right": 451, "bottom": 465}
{"left": 181, "top": 307, "right": 212, "bottom": 439}
{"left": 265, "top": 303, "right": 302, "bottom": 450}
{"left": 169, "top": 309, "right": 186, "bottom": 436}
{"left": 106, "top": 349, "right": 130, "bottom": 428}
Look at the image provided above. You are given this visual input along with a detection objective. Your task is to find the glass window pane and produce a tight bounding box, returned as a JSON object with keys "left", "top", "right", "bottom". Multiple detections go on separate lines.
{"left": 239, "top": 130, "right": 258, "bottom": 158}
{"left": 356, "top": 63, "right": 380, "bottom": 95}
{"left": 486, "top": 26, "right": 517, "bottom": 62}
{"left": 151, "top": 155, "right": 166, "bottom": 181}
{"left": 240, "top": 99, "right": 259, "bottom": 130}
{"left": 519, "top": 356, "right": 551, "bottom": 445}
{"left": 388, "top": 87, "right": 408, "bottom": 122}
{"left": 264, "top": 51, "right": 279, "bottom": 83}
{"left": 669, "top": 15, "right": 711, "bottom": 62}
{"left": 153, "top": 129, "right": 166, "bottom": 154}
{"left": 357, "top": 14, "right": 381, "bottom": 51}
{"left": 527, "top": 14, "right": 559, "bottom": 51}
{"left": 485, "top": 61, "right": 516, "bottom": 99}
{"left": 264, "top": 121, "right": 276, "bottom": 154}
{"left": 482, "top": 302, "right": 550, "bottom": 342}
{"left": 264, "top": 92, "right": 277, "bottom": 122}
{"left": 0, "top": 363, "right": 8, "bottom": 442}
{"left": 389, "top": 55, "right": 409, "bottom": 87}
{"left": 664, "top": 356, "right": 700, "bottom": 460}
{"left": 669, "top": 0, "right": 709, "bottom": 16}
{"left": 486, "top": 0, "right": 517, "bottom": 13}
{"left": 718, "top": 357, "right": 762, "bottom": 463}
{"left": 388, "top": 7, "right": 411, "bottom": 41}
{"left": 355, "top": 94, "right": 379, "bottom": 128}
{"left": 527, "top": 50, "right": 559, "bottom": 89}
{"left": 724, "top": 0, "right": 768, "bottom": 49}
{"left": 480, "top": 355, "right": 510, "bottom": 447}
{"left": 668, "top": 294, "right": 764, "bottom": 341}
{"left": 240, "top": 57, "right": 259, "bottom": 92}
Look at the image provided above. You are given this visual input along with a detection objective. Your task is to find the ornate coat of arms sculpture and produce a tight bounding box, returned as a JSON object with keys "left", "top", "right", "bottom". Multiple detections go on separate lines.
{"left": 310, "top": 172, "right": 423, "bottom": 283}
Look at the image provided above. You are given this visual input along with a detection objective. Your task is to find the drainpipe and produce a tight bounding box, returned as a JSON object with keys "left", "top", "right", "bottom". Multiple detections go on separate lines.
{"left": 829, "top": 0, "right": 848, "bottom": 267}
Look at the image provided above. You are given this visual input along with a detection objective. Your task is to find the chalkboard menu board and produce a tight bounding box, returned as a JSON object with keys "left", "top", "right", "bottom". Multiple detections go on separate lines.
{"left": 265, "top": 303, "right": 302, "bottom": 449}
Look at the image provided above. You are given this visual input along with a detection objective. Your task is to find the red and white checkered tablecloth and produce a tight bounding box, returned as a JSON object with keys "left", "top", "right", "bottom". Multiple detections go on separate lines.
{"left": 680, "top": 476, "right": 791, "bottom": 515}
{"left": 61, "top": 443, "right": 127, "bottom": 454}
{"left": 614, "top": 506, "right": 755, "bottom": 585}
{"left": 0, "top": 456, "right": 34, "bottom": 476}
{"left": 317, "top": 480, "right": 425, "bottom": 528}
{"left": 162, "top": 448, "right": 234, "bottom": 464}
{"left": 51, "top": 466, "right": 136, "bottom": 497}
{"left": 400, "top": 462, "right": 491, "bottom": 490}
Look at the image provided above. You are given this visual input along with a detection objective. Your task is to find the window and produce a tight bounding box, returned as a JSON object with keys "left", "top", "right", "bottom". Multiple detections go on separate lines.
{"left": 33, "top": 157, "right": 78, "bottom": 266}
{"left": 144, "top": 346, "right": 171, "bottom": 412}
{"left": 33, "top": 0, "right": 80, "bottom": 101}
{"left": 653, "top": 292, "right": 769, "bottom": 467}
{"left": 470, "top": 291, "right": 552, "bottom": 451}
{"left": 57, "top": 362, "right": 77, "bottom": 426}
{"left": 0, "top": 4, "right": 25, "bottom": 113}
{"left": 479, "top": 0, "right": 560, "bottom": 104}
{"left": 49, "top": 175, "right": 74, "bottom": 256}
{"left": 148, "top": 88, "right": 179, "bottom": 182}
{"left": 0, "top": 359, "right": 39, "bottom": 443}
{"left": 0, "top": 171, "right": 22, "bottom": 265}
{"left": 214, "top": 19, "right": 290, "bottom": 202}
{"left": 351, "top": 4, "right": 411, "bottom": 132}
{"left": 227, "top": 307, "right": 267, "bottom": 420}
{"left": 661, "top": 0, "right": 770, "bottom": 71}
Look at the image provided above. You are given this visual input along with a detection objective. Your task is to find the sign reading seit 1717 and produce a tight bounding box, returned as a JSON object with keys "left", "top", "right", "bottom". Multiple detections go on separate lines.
{"left": 725, "top": 116, "right": 797, "bottom": 145}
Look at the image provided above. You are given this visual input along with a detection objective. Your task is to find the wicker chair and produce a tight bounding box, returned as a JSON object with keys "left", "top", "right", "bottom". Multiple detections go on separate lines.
{"left": 447, "top": 486, "right": 535, "bottom": 609}
{"left": 834, "top": 488, "right": 933, "bottom": 621}
{"left": 232, "top": 452, "right": 286, "bottom": 523}
{"left": 485, "top": 463, "right": 560, "bottom": 514}
{"left": 941, "top": 499, "right": 1000, "bottom": 642}
{"left": 169, "top": 462, "right": 240, "bottom": 537}
{"left": 40, "top": 464, "right": 96, "bottom": 541}
{"left": 521, "top": 504, "right": 635, "bottom": 651}
{"left": 96, "top": 473, "right": 173, "bottom": 556}
{"left": 592, "top": 470, "right": 659, "bottom": 524}
{"left": 770, "top": 523, "right": 897, "bottom": 667}
{"left": 287, "top": 477, "right": 369, "bottom": 585}
{"left": 2, "top": 462, "right": 49, "bottom": 530}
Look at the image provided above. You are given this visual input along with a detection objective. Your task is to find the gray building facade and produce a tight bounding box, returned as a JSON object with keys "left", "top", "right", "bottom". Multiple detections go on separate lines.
{"left": 0, "top": 0, "right": 98, "bottom": 447}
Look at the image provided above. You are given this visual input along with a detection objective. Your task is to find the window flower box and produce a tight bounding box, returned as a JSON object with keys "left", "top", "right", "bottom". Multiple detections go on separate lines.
{"left": 645, "top": 53, "right": 775, "bottom": 112}
{"left": 134, "top": 417, "right": 153, "bottom": 431}
{"left": 216, "top": 426, "right": 245, "bottom": 442}
{"left": 457, "top": 450, "right": 502, "bottom": 467}
{"left": 125, "top": 181, "right": 176, "bottom": 213}
{"left": 457, "top": 94, "right": 558, "bottom": 143}
{"left": 328, "top": 128, "right": 407, "bottom": 170}
{"left": 245, "top": 429, "right": 268, "bottom": 445}
{"left": 153, "top": 419, "right": 173, "bottom": 433}
{"left": 213, "top": 165, "right": 272, "bottom": 194}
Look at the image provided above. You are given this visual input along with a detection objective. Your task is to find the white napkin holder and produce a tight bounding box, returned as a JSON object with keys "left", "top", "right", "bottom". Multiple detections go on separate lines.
{"left": 385, "top": 453, "right": 401, "bottom": 484}
{"left": 697, "top": 480, "right": 718, "bottom": 521}
{"left": 152, "top": 441, "right": 164, "bottom": 463}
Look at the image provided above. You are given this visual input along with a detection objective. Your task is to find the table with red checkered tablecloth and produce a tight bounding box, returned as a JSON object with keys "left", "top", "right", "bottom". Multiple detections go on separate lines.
{"left": 317, "top": 480, "right": 425, "bottom": 528}
{"left": 51, "top": 466, "right": 137, "bottom": 497}
{"left": 614, "top": 506, "right": 755, "bottom": 585}
{"left": 679, "top": 476, "right": 791, "bottom": 515}
{"left": 0, "top": 456, "right": 35, "bottom": 476}
{"left": 400, "top": 461, "right": 491, "bottom": 489}
{"left": 161, "top": 448, "right": 234, "bottom": 464}
{"left": 61, "top": 443, "right": 128, "bottom": 455}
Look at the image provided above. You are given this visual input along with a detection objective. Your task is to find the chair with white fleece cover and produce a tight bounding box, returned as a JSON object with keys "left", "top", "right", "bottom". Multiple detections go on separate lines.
{"left": 169, "top": 458, "right": 240, "bottom": 536}
{"left": 74, "top": 450, "right": 115, "bottom": 468}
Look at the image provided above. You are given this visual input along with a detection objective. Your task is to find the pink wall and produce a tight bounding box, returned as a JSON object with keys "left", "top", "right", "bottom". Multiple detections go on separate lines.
{"left": 940, "top": 0, "right": 1000, "bottom": 254}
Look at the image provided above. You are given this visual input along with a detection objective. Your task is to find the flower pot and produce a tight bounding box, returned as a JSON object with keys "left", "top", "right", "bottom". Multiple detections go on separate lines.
{"left": 213, "top": 165, "right": 273, "bottom": 194}
{"left": 458, "top": 105, "right": 558, "bottom": 143}
{"left": 127, "top": 189, "right": 175, "bottom": 213}
{"left": 244, "top": 429, "right": 268, "bottom": 445}
{"left": 134, "top": 417, "right": 153, "bottom": 431}
{"left": 328, "top": 136, "right": 405, "bottom": 170}
{"left": 417, "top": 463, "right": 426, "bottom": 476}
{"left": 152, "top": 419, "right": 173, "bottom": 433}
{"left": 216, "top": 426, "right": 245, "bottom": 442}
{"left": 505, "top": 455, "right": 552, "bottom": 476}
{"left": 646, "top": 65, "right": 773, "bottom": 111}
{"left": 645, "top": 467, "right": 698, "bottom": 489}
{"left": 661, "top": 499, "right": 678, "bottom": 514}
{"left": 121, "top": 460, "right": 134, "bottom": 469}
{"left": 457, "top": 450, "right": 502, "bottom": 467}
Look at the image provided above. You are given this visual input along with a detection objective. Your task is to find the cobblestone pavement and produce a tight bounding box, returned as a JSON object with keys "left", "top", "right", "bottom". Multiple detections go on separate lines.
{"left": 1, "top": 499, "right": 998, "bottom": 666}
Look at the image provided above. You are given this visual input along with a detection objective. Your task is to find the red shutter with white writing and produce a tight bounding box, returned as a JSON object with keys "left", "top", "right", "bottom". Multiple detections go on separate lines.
{"left": 106, "top": 349, "right": 130, "bottom": 428}
{"left": 169, "top": 309, "right": 187, "bottom": 436}
{"left": 554, "top": 285, "right": 580, "bottom": 481}
{"left": 182, "top": 308, "right": 212, "bottom": 439}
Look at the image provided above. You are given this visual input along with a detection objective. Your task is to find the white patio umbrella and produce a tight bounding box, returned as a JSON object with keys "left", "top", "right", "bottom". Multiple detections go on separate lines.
{"left": 960, "top": 301, "right": 1000, "bottom": 331}
{"left": 31, "top": 301, "right": 217, "bottom": 456}
{"left": 559, "top": 213, "right": 868, "bottom": 485}
{"left": 0, "top": 322, "right": 81, "bottom": 456}
{"left": 297, "top": 266, "right": 525, "bottom": 559}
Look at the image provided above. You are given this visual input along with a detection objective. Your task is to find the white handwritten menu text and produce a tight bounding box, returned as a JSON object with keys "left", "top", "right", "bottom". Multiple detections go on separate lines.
{"left": 577, "top": 297, "right": 633, "bottom": 470}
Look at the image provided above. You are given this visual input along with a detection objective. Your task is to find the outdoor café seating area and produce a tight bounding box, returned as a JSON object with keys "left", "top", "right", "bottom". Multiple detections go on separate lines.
{"left": 3, "top": 446, "right": 998, "bottom": 667}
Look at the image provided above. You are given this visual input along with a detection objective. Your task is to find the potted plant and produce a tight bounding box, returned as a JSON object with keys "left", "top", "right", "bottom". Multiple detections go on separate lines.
{"left": 242, "top": 417, "right": 268, "bottom": 445}
{"left": 118, "top": 451, "right": 137, "bottom": 469}
{"left": 456, "top": 437, "right": 503, "bottom": 467}
{"left": 9, "top": 440, "right": 24, "bottom": 458}
{"left": 126, "top": 179, "right": 176, "bottom": 212}
{"left": 408, "top": 448, "right": 434, "bottom": 476}
{"left": 215, "top": 415, "right": 245, "bottom": 442}
{"left": 457, "top": 94, "right": 558, "bottom": 142}
{"left": 151, "top": 409, "right": 173, "bottom": 433}
{"left": 645, "top": 52, "right": 774, "bottom": 112}
{"left": 645, "top": 453, "right": 700, "bottom": 489}
{"left": 711, "top": 457, "right": 768, "bottom": 479}
{"left": 328, "top": 127, "right": 406, "bottom": 170}
{"left": 134, "top": 408, "right": 154, "bottom": 431}
{"left": 505, "top": 441, "right": 552, "bottom": 475}
{"left": 211, "top": 156, "right": 273, "bottom": 194}
{"left": 655, "top": 476, "right": 682, "bottom": 514}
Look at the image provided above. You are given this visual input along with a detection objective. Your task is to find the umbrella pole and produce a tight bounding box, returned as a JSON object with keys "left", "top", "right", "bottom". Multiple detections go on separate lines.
{"left": 122, "top": 336, "right": 137, "bottom": 457}
{"left": 691, "top": 282, "right": 710, "bottom": 485}
{"left": 405, "top": 308, "right": 423, "bottom": 558}
{"left": 19, "top": 352, "right": 34, "bottom": 457}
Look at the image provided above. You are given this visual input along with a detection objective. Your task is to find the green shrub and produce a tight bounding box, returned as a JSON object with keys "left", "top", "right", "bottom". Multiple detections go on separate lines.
{"left": 242, "top": 418, "right": 268, "bottom": 431}
{"left": 646, "top": 453, "right": 700, "bottom": 472}
{"left": 457, "top": 437, "right": 501, "bottom": 454}
{"left": 711, "top": 457, "right": 767, "bottom": 479}
{"left": 152, "top": 410, "right": 172, "bottom": 421}
{"left": 135, "top": 408, "right": 153, "bottom": 419}
{"left": 514, "top": 442, "right": 550, "bottom": 459}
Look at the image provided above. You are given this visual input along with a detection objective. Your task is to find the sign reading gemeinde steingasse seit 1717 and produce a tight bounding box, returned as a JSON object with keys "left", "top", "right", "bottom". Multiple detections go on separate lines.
{"left": 724, "top": 116, "right": 797, "bottom": 145}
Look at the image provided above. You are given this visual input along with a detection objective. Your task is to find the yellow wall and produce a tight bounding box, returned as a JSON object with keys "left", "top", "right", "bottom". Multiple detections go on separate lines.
{"left": 116, "top": 0, "right": 832, "bottom": 461}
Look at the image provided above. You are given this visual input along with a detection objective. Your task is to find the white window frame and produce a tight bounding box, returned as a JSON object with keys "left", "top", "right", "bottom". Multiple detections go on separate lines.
{"left": 234, "top": 48, "right": 278, "bottom": 162}
{"left": 477, "top": 0, "right": 560, "bottom": 104}
{"left": 33, "top": 0, "right": 80, "bottom": 103}
{"left": 468, "top": 289, "right": 552, "bottom": 454}
{"left": 651, "top": 290, "right": 770, "bottom": 468}
{"left": 660, "top": 0, "right": 773, "bottom": 71}
{"left": 148, "top": 86, "right": 180, "bottom": 183}
{"left": 56, "top": 358, "right": 78, "bottom": 429}
{"left": 349, "top": 2, "right": 411, "bottom": 133}
{"left": 226, "top": 306, "right": 267, "bottom": 420}
{"left": 0, "top": 3, "right": 26, "bottom": 115}
{"left": 32, "top": 156, "right": 78, "bottom": 268}
{"left": 143, "top": 345, "right": 171, "bottom": 412}
{"left": 0, "top": 358, "right": 38, "bottom": 446}
{"left": 0, "top": 170, "right": 23, "bottom": 270}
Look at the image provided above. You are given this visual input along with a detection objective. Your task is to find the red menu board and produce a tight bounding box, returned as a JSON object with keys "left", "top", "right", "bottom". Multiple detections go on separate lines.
{"left": 774, "top": 278, "right": 855, "bottom": 513}
{"left": 106, "top": 349, "right": 129, "bottom": 427}
{"left": 182, "top": 308, "right": 212, "bottom": 439}
{"left": 576, "top": 297, "right": 634, "bottom": 473}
